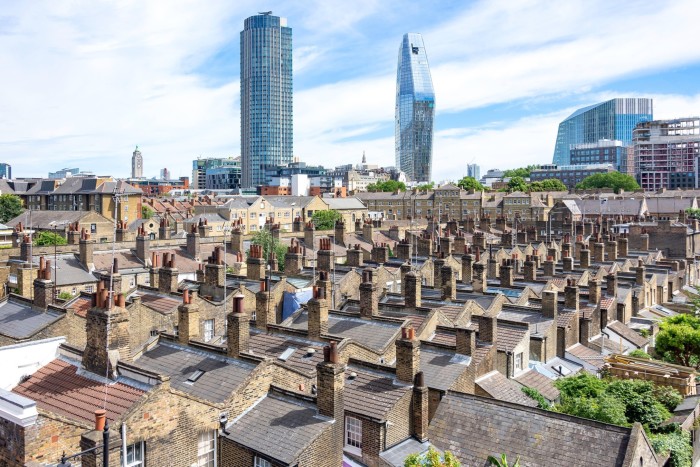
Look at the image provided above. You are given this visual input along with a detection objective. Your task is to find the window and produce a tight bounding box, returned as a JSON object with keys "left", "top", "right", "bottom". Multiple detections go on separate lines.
{"left": 254, "top": 457, "right": 272, "bottom": 467}
{"left": 197, "top": 430, "right": 216, "bottom": 467}
{"left": 203, "top": 319, "right": 214, "bottom": 342}
{"left": 126, "top": 441, "right": 145, "bottom": 467}
{"left": 91, "top": 223, "right": 97, "bottom": 233}
{"left": 515, "top": 352, "right": 524, "bottom": 372}
{"left": 86, "top": 285, "right": 94, "bottom": 293}
{"left": 345, "top": 416, "right": 362, "bottom": 455}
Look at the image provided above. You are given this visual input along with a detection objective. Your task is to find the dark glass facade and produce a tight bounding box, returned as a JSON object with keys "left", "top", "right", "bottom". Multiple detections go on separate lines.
{"left": 395, "top": 33, "right": 435, "bottom": 183}
{"left": 552, "top": 98, "right": 652, "bottom": 165}
{"left": 240, "top": 13, "right": 293, "bottom": 188}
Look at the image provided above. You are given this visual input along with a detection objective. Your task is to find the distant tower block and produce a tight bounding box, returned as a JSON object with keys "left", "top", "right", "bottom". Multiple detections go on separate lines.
{"left": 132, "top": 145, "right": 143, "bottom": 178}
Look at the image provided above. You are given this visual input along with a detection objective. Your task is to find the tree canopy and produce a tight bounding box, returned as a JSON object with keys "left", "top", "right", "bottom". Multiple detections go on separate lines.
{"left": 0, "top": 194, "right": 24, "bottom": 223}
{"left": 416, "top": 182, "right": 435, "bottom": 191}
{"left": 506, "top": 176, "right": 528, "bottom": 193}
{"left": 142, "top": 205, "right": 155, "bottom": 219}
{"left": 311, "top": 210, "right": 342, "bottom": 230}
{"left": 456, "top": 176, "right": 485, "bottom": 192}
{"left": 575, "top": 172, "right": 640, "bottom": 192}
{"left": 503, "top": 165, "right": 539, "bottom": 178}
{"left": 405, "top": 447, "right": 461, "bottom": 467}
{"left": 34, "top": 231, "right": 68, "bottom": 246}
{"left": 249, "top": 228, "right": 286, "bottom": 271}
{"left": 366, "top": 180, "right": 406, "bottom": 192}
{"left": 529, "top": 178, "right": 567, "bottom": 192}
{"left": 655, "top": 314, "right": 700, "bottom": 369}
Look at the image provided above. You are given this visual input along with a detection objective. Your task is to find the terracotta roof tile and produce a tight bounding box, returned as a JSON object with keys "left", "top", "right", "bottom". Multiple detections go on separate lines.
{"left": 69, "top": 296, "right": 93, "bottom": 318}
{"left": 13, "top": 359, "right": 145, "bottom": 425}
{"left": 139, "top": 293, "right": 180, "bottom": 315}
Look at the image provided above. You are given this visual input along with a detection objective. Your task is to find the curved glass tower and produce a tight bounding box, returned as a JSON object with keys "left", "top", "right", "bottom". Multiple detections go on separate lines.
{"left": 240, "top": 13, "right": 293, "bottom": 188}
{"left": 552, "top": 98, "right": 653, "bottom": 165}
{"left": 395, "top": 33, "right": 435, "bottom": 183}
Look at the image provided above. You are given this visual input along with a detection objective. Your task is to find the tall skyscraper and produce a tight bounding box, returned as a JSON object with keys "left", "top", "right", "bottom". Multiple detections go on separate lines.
{"left": 552, "top": 98, "right": 653, "bottom": 165}
{"left": 395, "top": 33, "right": 435, "bottom": 183}
{"left": 131, "top": 146, "right": 143, "bottom": 178}
{"left": 0, "top": 163, "right": 12, "bottom": 179}
{"left": 240, "top": 12, "right": 293, "bottom": 188}
{"left": 467, "top": 164, "right": 480, "bottom": 181}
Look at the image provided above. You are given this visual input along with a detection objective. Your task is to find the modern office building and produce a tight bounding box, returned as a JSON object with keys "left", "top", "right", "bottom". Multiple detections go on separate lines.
{"left": 131, "top": 146, "right": 143, "bottom": 179}
{"left": 205, "top": 164, "right": 243, "bottom": 191}
{"left": 634, "top": 117, "right": 700, "bottom": 191}
{"left": 192, "top": 157, "right": 240, "bottom": 189}
{"left": 395, "top": 33, "right": 435, "bottom": 183}
{"left": 569, "top": 140, "right": 626, "bottom": 171}
{"left": 48, "top": 168, "right": 79, "bottom": 179}
{"left": 240, "top": 12, "right": 293, "bottom": 188}
{"left": 552, "top": 98, "right": 653, "bottom": 165}
{"left": 467, "top": 164, "right": 480, "bottom": 181}
{"left": 530, "top": 164, "right": 616, "bottom": 190}
{"left": 0, "top": 163, "right": 10, "bottom": 180}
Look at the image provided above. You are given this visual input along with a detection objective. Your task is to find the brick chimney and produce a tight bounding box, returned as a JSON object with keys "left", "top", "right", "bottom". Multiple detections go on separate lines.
{"left": 149, "top": 252, "right": 160, "bottom": 289}
{"left": 441, "top": 265, "right": 456, "bottom": 301}
{"left": 19, "top": 234, "right": 31, "bottom": 262}
{"left": 158, "top": 252, "right": 179, "bottom": 294}
{"left": 158, "top": 217, "right": 171, "bottom": 240}
{"left": 433, "top": 256, "right": 445, "bottom": 289}
{"left": 564, "top": 279, "right": 579, "bottom": 311}
{"left": 455, "top": 327, "right": 476, "bottom": 356}
{"left": 317, "top": 237, "right": 334, "bottom": 272}
{"left": 230, "top": 221, "right": 244, "bottom": 253}
{"left": 453, "top": 232, "right": 466, "bottom": 254}
{"left": 33, "top": 257, "right": 54, "bottom": 309}
{"left": 334, "top": 220, "right": 346, "bottom": 247}
{"left": 346, "top": 244, "right": 363, "bottom": 268}
{"left": 592, "top": 239, "right": 605, "bottom": 263}
{"left": 198, "top": 218, "right": 211, "bottom": 238}
{"left": 413, "top": 371, "right": 429, "bottom": 442}
{"left": 606, "top": 238, "right": 618, "bottom": 261}
{"left": 439, "top": 236, "right": 453, "bottom": 256}
{"left": 284, "top": 239, "right": 304, "bottom": 275}
{"left": 359, "top": 268, "right": 378, "bottom": 318}
{"left": 247, "top": 244, "right": 266, "bottom": 281}
{"left": 362, "top": 219, "right": 374, "bottom": 242}
{"left": 177, "top": 289, "right": 199, "bottom": 344}
{"left": 79, "top": 229, "right": 94, "bottom": 269}
{"left": 186, "top": 225, "right": 201, "bottom": 261}
{"left": 543, "top": 256, "right": 555, "bottom": 277}
{"left": 304, "top": 221, "right": 315, "bottom": 247}
{"left": 67, "top": 221, "right": 80, "bottom": 245}
{"left": 640, "top": 231, "right": 649, "bottom": 251}
{"left": 462, "top": 250, "right": 474, "bottom": 283}
{"left": 308, "top": 286, "right": 329, "bottom": 339}
{"left": 605, "top": 273, "right": 617, "bottom": 297}
{"left": 404, "top": 270, "right": 421, "bottom": 308}
{"left": 635, "top": 259, "right": 646, "bottom": 286}
{"left": 395, "top": 239, "right": 411, "bottom": 261}
{"left": 473, "top": 262, "right": 487, "bottom": 293}
{"left": 204, "top": 246, "right": 225, "bottom": 287}
{"left": 135, "top": 225, "right": 150, "bottom": 265}
{"left": 316, "top": 342, "right": 345, "bottom": 463}
{"left": 371, "top": 243, "right": 389, "bottom": 264}
{"left": 101, "top": 257, "right": 123, "bottom": 297}
{"left": 588, "top": 278, "right": 601, "bottom": 305}
{"left": 499, "top": 259, "right": 514, "bottom": 288}
{"left": 618, "top": 233, "right": 629, "bottom": 257}
{"left": 580, "top": 247, "right": 591, "bottom": 269}
{"left": 524, "top": 255, "right": 536, "bottom": 281}
{"left": 542, "top": 290, "right": 558, "bottom": 319}
{"left": 563, "top": 255, "right": 574, "bottom": 272}
{"left": 477, "top": 314, "right": 497, "bottom": 345}
{"left": 83, "top": 285, "right": 130, "bottom": 378}
{"left": 255, "top": 278, "right": 273, "bottom": 329}
{"left": 395, "top": 326, "right": 420, "bottom": 384}
{"left": 227, "top": 294, "right": 248, "bottom": 358}
{"left": 487, "top": 257, "right": 499, "bottom": 280}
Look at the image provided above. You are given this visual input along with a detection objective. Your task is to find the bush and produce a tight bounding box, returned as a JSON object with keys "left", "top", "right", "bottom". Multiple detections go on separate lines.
{"left": 311, "top": 210, "right": 342, "bottom": 230}
{"left": 653, "top": 385, "right": 683, "bottom": 412}
{"left": 58, "top": 291, "right": 74, "bottom": 300}
{"left": 521, "top": 387, "right": 550, "bottom": 409}
{"left": 34, "top": 231, "right": 68, "bottom": 246}
{"left": 628, "top": 349, "right": 651, "bottom": 359}
{"left": 650, "top": 430, "right": 693, "bottom": 467}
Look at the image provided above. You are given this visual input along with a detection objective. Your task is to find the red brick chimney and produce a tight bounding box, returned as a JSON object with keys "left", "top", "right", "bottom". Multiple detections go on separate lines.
{"left": 395, "top": 326, "right": 420, "bottom": 383}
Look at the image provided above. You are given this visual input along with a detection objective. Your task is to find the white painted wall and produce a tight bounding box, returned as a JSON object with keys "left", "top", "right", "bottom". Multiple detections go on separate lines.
{"left": 0, "top": 337, "right": 65, "bottom": 390}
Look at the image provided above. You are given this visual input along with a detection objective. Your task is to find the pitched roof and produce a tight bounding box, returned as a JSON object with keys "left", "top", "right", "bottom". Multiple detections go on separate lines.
{"left": 475, "top": 371, "right": 538, "bottom": 407}
{"left": 247, "top": 332, "right": 325, "bottom": 376}
{"left": 0, "top": 297, "right": 63, "bottom": 339}
{"left": 138, "top": 293, "right": 180, "bottom": 315}
{"left": 12, "top": 358, "right": 145, "bottom": 425}
{"left": 223, "top": 390, "right": 333, "bottom": 465}
{"left": 513, "top": 369, "right": 560, "bottom": 402}
{"left": 344, "top": 366, "right": 411, "bottom": 421}
{"left": 324, "top": 197, "right": 366, "bottom": 210}
{"left": 428, "top": 392, "right": 639, "bottom": 466}
{"left": 67, "top": 295, "right": 93, "bottom": 318}
{"left": 133, "top": 341, "right": 257, "bottom": 403}
{"left": 419, "top": 349, "right": 472, "bottom": 391}
{"left": 607, "top": 321, "right": 649, "bottom": 348}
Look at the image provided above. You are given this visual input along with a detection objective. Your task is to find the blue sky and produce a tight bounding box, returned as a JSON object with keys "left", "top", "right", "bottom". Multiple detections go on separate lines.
{"left": 1, "top": 0, "right": 700, "bottom": 182}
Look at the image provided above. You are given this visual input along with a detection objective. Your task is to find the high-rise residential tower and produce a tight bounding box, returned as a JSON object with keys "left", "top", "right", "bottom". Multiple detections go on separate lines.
{"left": 131, "top": 146, "right": 143, "bottom": 179}
{"left": 240, "top": 12, "right": 293, "bottom": 188}
{"left": 552, "top": 98, "right": 653, "bottom": 165}
{"left": 395, "top": 33, "right": 435, "bottom": 183}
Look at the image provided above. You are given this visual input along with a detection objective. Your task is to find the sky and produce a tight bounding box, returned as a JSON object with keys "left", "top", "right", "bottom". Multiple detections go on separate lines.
{"left": 1, "top": 0, "right": 700, "bottom": 182}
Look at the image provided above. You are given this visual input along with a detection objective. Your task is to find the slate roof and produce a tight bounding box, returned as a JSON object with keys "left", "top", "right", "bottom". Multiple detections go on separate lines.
{"left": 419, "top": 349, "right": 471, "bottom": 391}
{"left": 475, "top": 371, "right": 538, "bottom": 407}
{"left": 138, "top": 293, "right": 180, "bottom": 315}
{"left": 0, "top": 297, "right": 63, "bottom": 339}
{"left": 324, "top": 197, "right": 366, "bottom": 210}
{"left": 133, "top": 341, "right": 257, "bottom": 403}
{"left": 497, "top": 309, "right": 553, "bottom": 338}
{"left": 93, "top": 250, "right": 146, "bottom": 274}
{"left": 344, "top": 366, "right": 411, "bottom": 421}
{"left": 567, "top": 343, "right": 605, "bottom": 369}
{"left": 428, "top": 392, "right": 639, "bottom": 467}
{"left": 224, "top": 390, "right": 332, "bottom": 465}
{"left": 13, "top": 358, "right": 145, "bottom": 425}
{"left": 513, "top": 369, "right": 560, "bottom": 402}
{"left": 6, "top": 210, "right": 109, "bottom": 230}
{"left": 607, "top": 321, "right": 649, "bottom": 348}
{"left": 287, "top": 312, "right": 400, "bottom": 352}
{"left": 493, "top": 323, "right": 529, "bottom": 352}
{"left": 247, "top": 332, "right": 325, "bottom": 376}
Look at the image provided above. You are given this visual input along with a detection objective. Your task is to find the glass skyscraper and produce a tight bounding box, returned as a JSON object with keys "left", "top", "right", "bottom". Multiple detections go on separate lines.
{"left": 552, "top": 98, "right": 653, "bottom": 165}
{"left": 240, "top": 12, "right": 293, "bottom": 188}
{"left": 395, "top": 33, "right": 435, "bottom": 183}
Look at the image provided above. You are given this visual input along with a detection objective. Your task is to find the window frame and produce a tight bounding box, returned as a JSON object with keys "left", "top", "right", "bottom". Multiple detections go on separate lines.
{"left": 196, "top": 430, "right": 216, "bottom": 467}
{"left": 254, "top": 457, "right": 272, "bottom": 467}
{"left": 125, "top": 440, "right": 145, "bottom": 467}
{"left": 344, "top": 415, "right": 362, "bottom": 455}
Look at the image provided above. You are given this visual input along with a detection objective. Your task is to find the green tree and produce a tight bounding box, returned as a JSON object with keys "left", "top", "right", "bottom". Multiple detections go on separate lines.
{"left": 506, "top": 176, "right": 529, "bottom": 193}
{"left": 653, "top": 385, "right": 683, "bottom": 412}
{"left": 405, "top": 447, "right": 461, "bottom": 467}
{"left": 529, "top": 178, "right": 567, "bottom": 192}
{"left": 58, "top": 291, "right": 74, "bottom": 300}
{"left": 556, "top": 394, "right": 629, "bottom": 426}
{"left": 503, "top": 165, "right": 538, "bottom": 178}
{"left": 628, "top": 349, "right": 652, "bottom": 359}
{"left": 487, "top": 453, "right": 520, "bottom": 467}
{"left": 311, "top": 210, "right": 342, "bottom": 230}
{"left": 650, "top": 429, "right": 693, "bottom": 467}
{"left": 417, "top": 182, "right": 435, "bottom": 191}
{"left": 366, "top": 180, "right": 406, "bottom": 192}
{"left": 142, "top": 205, "right": 154, "bottom": 219}
{"left": 249, "top": 228, "right": 286, "bottom": 271}
{"left": 554, "top": 373, "right": 607, "bottom": 399}
{"left": 521, "top": 387, "right": 550, "bottom": 409}
{"left": 456, "top": 176, "right": 485, "bottom": 192}
{"left": 0, "top": 194, "right": 24, "bottom": 223}
{"left": 575, "top": 172, "right": 640, "bottom": 193}
{"left": 655, "top": 314, "right": 700, "bottom": 369}
{"left": 33, "top": 231, "right": 68, "bottom": 246}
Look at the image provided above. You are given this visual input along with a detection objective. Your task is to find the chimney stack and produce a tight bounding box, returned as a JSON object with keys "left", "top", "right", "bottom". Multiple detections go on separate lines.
{"left": 461, "top": 249, "right": 474, "bottom": 283}
{"left": 543, "top": 256, "right": 555, "bottom": 277}
{"left": 404, "top": 271, "right": 421, "bottom": 309}
{"left": 33, "top": 257, "right": 54, "bottom": 309}
{"left": 204, "top": 246, "right": 226, "bottom": 287}
{"left": 284, "top": 239, "right": 304, "bottom": 275}
{"left": 477, "top": 314, "right": 497, "bottom": 345}
{"left": 149, "top": 252, "right": 160, "bottom": 289}
{"left": 316, "top": 342, "right": 345, "bottom": 464}
{"left": 334, "top": 220, "right": 346, "bottom": 247}
{"left": 605, "top": 273, "right": 617, "bottom": 297}
{"left": 359, "top": 268, "right": 378, "bottom": 318}
{"left": 455, "top": 327, "right": 476, "bottom": 356}
{"left": 588, "top": 278, "right": 601, "bottom": 305}
{"left": 227, "top": 294, "right": 248, "bottom": 358}
{"left": 79, "top": 229, "right": 94, "bottom": 269}
{"left": 564, "top": 279, "right": 579, "bottom": 311}
{"left": 135, "top": 226, "right": 150, "bottom": 265}
{"left": 186, "top": 225, "right": 201, "bottom": 261}
{"left": 412, "top": 371, "right": 429, "bottom": 442}
{"left": 247, "top": 244, "right": 266, "bottom": 280}
{"left": 606, "top": 238, "right": 618, "bottom": 261}
{"left": 542, "top": 290, "right": 558, "bottom": 319}
{"left": 441, "top": 265, "right": 456, "bottom": 301}
{"left": 395, "top": 327, "right": 420, "bottom": 384}
{"left": 472, "top": 263, "right": 487, "bottom": 293}
{"left": 580, "top": 247, "right": 591, "bottom": 269}
{"left": 635, "top": 259, "right": 646, "bottom": 286}
{"left": 158, "top": 252, "right": 179, "bottom": 294}
{"left": 83, "top": 285, "right": 131, "bottom": 378}
{"left": 177, "top": 289, "right": 200, "bottom": 344}
{"left": 317, "top": 237, "right": 334, "bottom": 272}
{"left": 346, "top": 244, "right": 363, "bottom": 268}
{"left": 524, "top": 255, "right": 536, "bottom": 281}
{"left": 308, "top": 286, "right": 329, "bottom": 339}
{"left": 499, "top": 259, "right": 514, "bottom": 288}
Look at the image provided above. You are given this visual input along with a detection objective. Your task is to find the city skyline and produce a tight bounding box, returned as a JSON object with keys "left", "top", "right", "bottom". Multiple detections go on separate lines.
{"left": 1, "top": 1, "right": 700, "bottom": 181}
